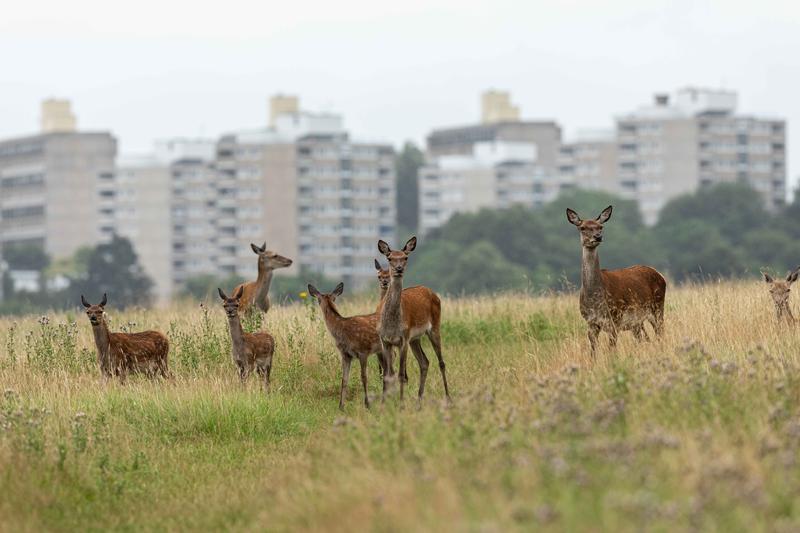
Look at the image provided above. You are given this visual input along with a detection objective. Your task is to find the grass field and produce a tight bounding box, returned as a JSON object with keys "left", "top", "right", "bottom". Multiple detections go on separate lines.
{"left": 2, "top": 281, "right": 800, "bottom": 532}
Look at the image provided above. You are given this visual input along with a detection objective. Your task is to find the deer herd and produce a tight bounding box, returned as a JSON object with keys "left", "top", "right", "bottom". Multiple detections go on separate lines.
{"left": 77, "top": 205, "right": 797, "bottom": 409}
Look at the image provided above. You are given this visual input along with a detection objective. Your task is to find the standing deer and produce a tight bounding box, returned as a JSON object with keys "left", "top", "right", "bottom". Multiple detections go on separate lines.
{"left": 377, "top": 237, "right": 450, "bottom": 402}
{"left": 218, "top": 286, "right": 276, "bottom": 391}
{"left": 763, "top": 268, "right": 800, "bottom": 324}
{"left": 308, "top": 283, "right": 384, "bottom": 410}
{"left": 234, "top": 242, "right": 292, "bottom": 315}
{"left": 566, "top": 206, "right": 666, "bottom": 355}
{"left": 375, "top": 258, "right": 390, "bottom": 300}
{"left": 81, "top": 294, "right": 171, "bottom": 381}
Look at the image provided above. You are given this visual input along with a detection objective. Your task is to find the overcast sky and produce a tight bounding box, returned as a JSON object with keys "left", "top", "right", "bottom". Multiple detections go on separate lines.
{"left": 2, "top": 0, "right": 798, "bottom": 183}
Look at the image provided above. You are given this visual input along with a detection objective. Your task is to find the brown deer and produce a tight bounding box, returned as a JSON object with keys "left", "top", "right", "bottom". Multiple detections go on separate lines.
{"left": 763, "top": 268, "right": 799, "bottom": 324}
{"left": 234, "top": 242, "right": 292, "bottom": 314}
{"left": 308, "top": 282, "right": 385, "bottom": 410}
{"left": 81, "top": 294, "right": 171, "bottom": 381}
{"left": 375, "top": 258, "right": 390, "bottom": 300}
{"left": 566, "top": 206, "right": 666, "bottom": 355}
{"left": 218, "top": 286, "right": 276, "bottom": 391}
{"left": 377, "top": 237, "right": 450, "bottom": 402}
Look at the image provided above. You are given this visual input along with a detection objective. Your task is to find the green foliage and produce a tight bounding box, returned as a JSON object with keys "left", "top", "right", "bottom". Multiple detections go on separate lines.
{"left": 3, "top": 243, "right": 50, "bottom": 271}
{"left": 412, "top": 184, "right": 800, "bottom": 294}
{"left": 395, "top": 141, "right": 424, "bottom": 233}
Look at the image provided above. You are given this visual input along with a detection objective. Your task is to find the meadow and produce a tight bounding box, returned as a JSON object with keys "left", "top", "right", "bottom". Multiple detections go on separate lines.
{"left": 2, "top": 281, "right": 800, "bottom": 532}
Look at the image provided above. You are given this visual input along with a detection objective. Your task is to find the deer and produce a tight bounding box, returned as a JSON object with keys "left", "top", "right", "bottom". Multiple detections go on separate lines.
{"left": 763, "top": 268, "right": 800, "bottom": 324}
{"left": 218, "top": 286, "right": 276, "bottom": 391}
{"left": 81, "top": 294, "right": 171, "bottom": 381}
{"left": 566, "top": 205, "right": 666, "bottom": 355}
{"left": 375, "top": 258, "right": 390, "bottom": 300}
{"left": 377, "top": 236, "right": 450, "bottom": 403}
{"left": 308, "top": 282, "right": 385, "bottom": 410}
{"left": 234, "top": 242, "right": 292, "bottom": 315}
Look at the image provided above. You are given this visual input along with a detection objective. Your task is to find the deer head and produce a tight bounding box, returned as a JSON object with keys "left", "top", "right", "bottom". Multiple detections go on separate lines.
{"left": 81, "top": 294, "right": 107, "bottom": 325}
{"left": 374, "top": 259, "right": 391, "bottom": 291}
{"left": 218, "top": 286, "right": 245, "bottom": 318}
{"left": 377, "top": 236, "right": 417, "bottom": 278}
{"left": 764, "top": 269, "right": 799, "bottom": 317}
{"left": 566, "top": 206, "right": 613, "bottom": 249}
{"left": 307, "top": 283, "right": 345, "bottom": 308}
{"left": 250, "top": 242, "right": 293, "bottom": 270}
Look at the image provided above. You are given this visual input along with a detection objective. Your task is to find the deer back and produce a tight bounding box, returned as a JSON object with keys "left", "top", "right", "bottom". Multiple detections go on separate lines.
{"left": 599, "top": 265, "right": 666, "bottom": 318}
{"left": 109, "top": 330, "right": 169, "bottom": 369}
{"left": 242, "top": 331, "right": 275, "bottom": 363}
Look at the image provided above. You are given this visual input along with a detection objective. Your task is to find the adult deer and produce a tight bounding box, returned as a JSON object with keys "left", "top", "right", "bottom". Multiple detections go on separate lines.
{"left": 81, "top": 294, "right": 171, "bottom": 381}
{"left": 219, "top": 286, "right": 276, "bottom": 391}
{"left": 377, "top": 237, "right": 450, "bottom": 402}
{"left": 374, "top": 258, "right": 390, "bottom": 300}
{"left": 566, "top": 206, "right": 666, "bottom": 355}
{"left": 763, "top": 268, "right": 800, "bottom": 324}
{"left": 308, "top": 282, "right": 384, "bottom": 410}
{"left": 234, "top": 242, "right": 292, "bottom": 314}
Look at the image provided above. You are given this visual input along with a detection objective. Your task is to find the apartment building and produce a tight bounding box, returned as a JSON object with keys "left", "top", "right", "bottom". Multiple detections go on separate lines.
{"left": 419, "top": 141, "right": 565, "bottom": 235}
{"left": 0, "top": 104, "right": 117, "bottom": 261}
{"left": 615, "top": 88, "right": 786, "bottom": 224}
{"left": 216, "top": 102, "right": 395, "bottom": 288}
{"left": 427, "top": 90, "right": 562, "bottom": 175}
{"left": 557, "top": 130, "right": 619, "bottom": 192}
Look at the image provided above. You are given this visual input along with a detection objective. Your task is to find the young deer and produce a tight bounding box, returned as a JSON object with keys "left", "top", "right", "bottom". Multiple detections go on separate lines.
{"left": 81, "top": 294, "right": 171, "bottom": 381}
{"left": 566, "top": 206, "right": 666, "bottom": 355}
{"left": 375, "top": 258, "right": 390, "bottom": 300}
{"left": 218, "top": 286, "right": 276, "bottom": 391}
{"left": 308, "top": 283, "right": 384, "bottom": 410}
{"left": 763, "top": 269, "right": 799, "bottom": 324}
{"left": 234, "top": 242, "right": 292, "bottom": 315}
{"left": 377, "top": 237, "right": 450, "bottom": 402}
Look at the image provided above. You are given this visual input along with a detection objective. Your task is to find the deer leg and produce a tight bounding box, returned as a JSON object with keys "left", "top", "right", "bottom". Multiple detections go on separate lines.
{"left": 652, "top": 305, "right": 665, "bottom": 337}
{"left": 409, "top": 339, "right": 430, "bottom": 404}
{"left": 380, "top": 341, "right": 395, "bottom": 401}
{"left": 398, "top": 341, "right": 410, "bottom": 401}
{"left": 339, "top": 353, "right": 352, "bottom": 411}
{"left": 265, "top": 358, "right": 272, "bottom": 392}
{"left": 588, "top": 325, "right": 600, "bottom": 356}
{"left": 257, "top": 358, "right": 271, "bottom": 393}
{"left": 238, "top": 362, "right": 250, "bottom": 386}
{"left": 426, "top": 329, "right": 450, "bottom": 399}
{"left": 359, "top": 356, "right": 370, "bottom": 409}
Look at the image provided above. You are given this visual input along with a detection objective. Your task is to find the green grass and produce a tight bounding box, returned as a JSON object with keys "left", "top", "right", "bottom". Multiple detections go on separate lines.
{"left": 3, "top": 283, "right": 800, "bottom": 531}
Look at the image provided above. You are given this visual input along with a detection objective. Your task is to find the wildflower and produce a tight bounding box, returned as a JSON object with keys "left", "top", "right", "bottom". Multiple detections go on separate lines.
{"left": 38, "top": 315, "right": 50, "bottom": 326}
{"left": 299, "top": 291, "right": 308, "bottom": 300}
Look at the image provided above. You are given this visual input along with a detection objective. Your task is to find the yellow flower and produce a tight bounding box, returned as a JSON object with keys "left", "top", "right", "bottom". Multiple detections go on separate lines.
{"left": 299, "top": 291, "right": 308, "bottom": 300}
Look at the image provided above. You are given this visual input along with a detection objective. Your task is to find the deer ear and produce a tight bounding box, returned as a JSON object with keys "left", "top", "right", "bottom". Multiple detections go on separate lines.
{"left": 261, "top": 242, "right": 267, "bottom": 252}
{"left": 377, "top": 240, "right": 391, "bottom": 257}
{"left": 374, "top": 258, "right": 382, "bottom": 271}
{"left": 250, "top": 243, "right": 261, "bottom": 254}
{"left": 233, "top": 286, "right": 244, "bottom": 300}
{"left": 81, "top": 295, "right": 91, "bottom": 308}
{"left": 100, "top": 293, "right": 107, "bottom": 306}
{"left": 596, "top": 205, "right": 613, "bottom": 224}
{"left": 763, "top": 272, "right": 774, "bottom": 283}
{"left": 566, "top": 208, "right": 581, "bottom": 226}
{"left": 218, "top": 288, "right": 228, "bottom": 300}
{"left": 403, "top": 236, "right": 417, "bottom": 253}
{"left": 307, "top": 284, "right": 320, "bottom": 298}
{"left": 333, "top": 282, "right": 344, "bottom": 296}
{"left": 788, "top": 270, "right": 799, "bottom": 284}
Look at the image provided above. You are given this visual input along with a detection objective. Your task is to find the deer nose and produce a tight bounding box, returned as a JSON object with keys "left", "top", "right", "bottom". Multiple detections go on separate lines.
{"left": 595, "top": 235, "right": 603, "bottom": 242}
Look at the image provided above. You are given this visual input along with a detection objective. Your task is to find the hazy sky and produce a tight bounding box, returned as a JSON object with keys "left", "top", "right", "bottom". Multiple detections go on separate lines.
{"left": 2, "top": 0, "right": 798, "bottom": 182}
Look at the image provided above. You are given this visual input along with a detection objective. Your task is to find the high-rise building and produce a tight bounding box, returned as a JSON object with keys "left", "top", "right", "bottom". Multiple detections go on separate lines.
{"left": 0, "top": 128, "right": 117, "bottom": 260}
{"left": 418, "top": 140, "right": 567, "bottom": 235}
{"left": 40, "top": 99, "right": 77, "bottom": 133}
{"left": 558, "top": 130, "right": 619, "bottom": 193}
{"left": 615, "top": 88, "right": 786, "bottom": 224}
{"left": 427, "top": 91, "right": 562, "bottom": 175}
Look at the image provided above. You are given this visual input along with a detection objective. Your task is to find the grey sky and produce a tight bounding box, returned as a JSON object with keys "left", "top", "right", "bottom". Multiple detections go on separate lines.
{"left": 2, "top": 0, "right": 798, "bottom": 185}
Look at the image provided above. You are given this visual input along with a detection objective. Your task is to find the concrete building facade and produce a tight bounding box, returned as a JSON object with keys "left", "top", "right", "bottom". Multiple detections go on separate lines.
{"left": 615, "top": 88, "right": 786, "bottom": 224}
{"left": 558, "top": 130, "right": 619, "bottom": 193}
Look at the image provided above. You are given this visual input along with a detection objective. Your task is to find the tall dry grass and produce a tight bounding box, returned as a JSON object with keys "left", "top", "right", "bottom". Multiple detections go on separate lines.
{"left": 2, "top": 280, "right": 800, "bottom": 531}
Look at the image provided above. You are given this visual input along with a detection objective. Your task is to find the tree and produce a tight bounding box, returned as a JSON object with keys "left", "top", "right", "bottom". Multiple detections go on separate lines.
{"left": 3, "top": 243, "right": 50, "bottom": 271}
{"left": 72, "top": 234, "right": 154, "bottom": 308}
{"left": 395, "top": 141, "right": 424, "bottom": 234}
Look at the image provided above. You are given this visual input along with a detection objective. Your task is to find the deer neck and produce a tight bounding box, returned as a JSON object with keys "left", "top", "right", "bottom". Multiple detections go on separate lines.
{"left": 580, "top": 246, "right": 605, "bottom": 301}
{"left": 319, "top": 300, "right": 348, "bottom": 341}
{"left": 254, "top": 267, "right": 274, "bottom": 308}
{"left": 379, "top": 275, "right": 404, "bottom": 339}
{"left": 226, "top": 315, "right": 247, "bottom": 357}
{"left": 777, "top": 303, "right": 795, "bottom": 324}
{"left": 91, "top": 320, "right": 112, "bottom": 370}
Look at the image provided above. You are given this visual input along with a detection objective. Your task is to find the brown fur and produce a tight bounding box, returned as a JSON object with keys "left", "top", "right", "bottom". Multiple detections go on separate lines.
{"left": 566, "top": 206, "right": 666, "bottom": 355}
{"left": 234, "top": 242, "right": 292, "bottom": 315}
{"left": 219, "top": 286, "right": 276, "bottom": 391}
{"left": 377, "top": 237, "right": 450, "bottom": 402}
{"left": 764, "top": 269, "right": 799, "bottom": 324}
{"left": 81, "top": 294, "right": 171, "bottom": 381}
{"left": 308, "top": 283, "right": 385, "bottom": 410}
